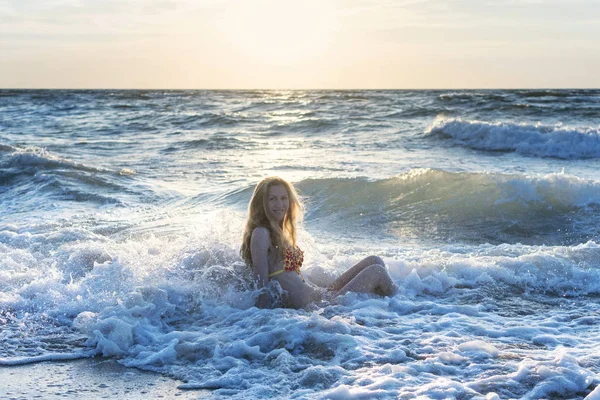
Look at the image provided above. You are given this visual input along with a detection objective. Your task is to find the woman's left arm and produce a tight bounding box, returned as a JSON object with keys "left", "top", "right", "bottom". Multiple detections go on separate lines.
{"left": 250, "top": 227, "right": 271, "bottom": 308}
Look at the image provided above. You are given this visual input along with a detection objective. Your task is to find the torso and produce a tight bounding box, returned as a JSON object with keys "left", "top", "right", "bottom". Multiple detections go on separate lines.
{"left": 252, "top": 227, "right": 322, "bottom": 308}
{"left": 266, "top": 241, "right": 322, "bottom": 308}
{"left": 266, "top": 244, "right": 281, "bottom": 274}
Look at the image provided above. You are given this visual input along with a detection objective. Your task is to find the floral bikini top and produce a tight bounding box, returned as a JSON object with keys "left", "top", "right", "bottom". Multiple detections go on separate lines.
{"left": 268, "top": 245, "right": 304, "bottom": 280}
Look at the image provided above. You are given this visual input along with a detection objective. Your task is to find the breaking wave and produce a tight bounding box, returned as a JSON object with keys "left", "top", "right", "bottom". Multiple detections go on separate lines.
{"left": 426, "top": 117, "right": 600, "bottom": 159}
{"left": 287, "top": 170, "right": 600, "bottom": 246}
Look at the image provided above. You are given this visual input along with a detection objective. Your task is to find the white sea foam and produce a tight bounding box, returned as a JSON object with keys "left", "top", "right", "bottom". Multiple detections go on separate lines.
{"left": 2, "top": 218, "right": 599, "bottom": 398}
{"left": 0, "top": 352, "right": 94, "bottom": 366}
{"left": 77, "top": 291, "right": 596, "bottom": 398}
{"left": 426, "top": 117, "right": 600, "bottom": 159}
{"left": 385, "top": 240, "right": 600, "bottom": 296}
{"left": 587, "top": 385, "right": 600, "bottom": 400}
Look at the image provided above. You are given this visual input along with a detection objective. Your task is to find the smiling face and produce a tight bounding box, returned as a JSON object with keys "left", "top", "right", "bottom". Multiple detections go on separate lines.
{"left": 266, "top": 184, "right": 289, "bottom": 224}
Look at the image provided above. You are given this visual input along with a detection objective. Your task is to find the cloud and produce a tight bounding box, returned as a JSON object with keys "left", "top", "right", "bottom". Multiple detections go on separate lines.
{"left": 0, "top": 0, "right": 203, "bottom": 38}
{"left": 0, "top": 0, "right": 205, "bottom": 26}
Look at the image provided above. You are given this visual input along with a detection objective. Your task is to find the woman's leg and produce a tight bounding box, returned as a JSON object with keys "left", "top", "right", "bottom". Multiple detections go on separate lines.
{"left": 335, "top": 264, "right": 397, "bottom": 297}
{"left": 328, "top": 255, "right": 385, "bottom": 292}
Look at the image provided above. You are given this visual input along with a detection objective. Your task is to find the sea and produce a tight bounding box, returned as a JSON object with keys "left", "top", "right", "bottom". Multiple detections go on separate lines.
{"left": 1, "top": 89, "right": 599, "bottom": 399}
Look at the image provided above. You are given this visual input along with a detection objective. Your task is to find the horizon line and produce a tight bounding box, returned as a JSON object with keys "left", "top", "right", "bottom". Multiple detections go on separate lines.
{"left": 1, "top": 87, "right": 599, "bottom": 91}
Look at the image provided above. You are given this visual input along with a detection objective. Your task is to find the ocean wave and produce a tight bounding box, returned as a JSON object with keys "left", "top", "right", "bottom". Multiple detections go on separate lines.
{"left": 107, "top": 90, "right": 156, "bottom": 100}
{"left": 1, "top": 227, "right": 598, "bottom": 398}
{"left": 439, "top": 91, "right": 510, "bottom": 102}
{"left": 110, "top": 103, "right": 139, "bottom": 110}
{"left": 388, "top": 240, "right": 600, "bottom": 297}
{"left": 439, "top": 90, "right": 597, "bottom": 102}
{"left": 178, "top": 136, "right": 257, "bottom": 151}
{"left": 182, "top": 113, "right": 236, "bottom": 127}
{"left": 382, "top": 107, "right": 448, "bottom": 118}
{"left": 517, "top": 90, "right": 579, "bottom": 98}
{"left": 177, "top": 112, "right": 244, "bottom": 128}
{"left": 0, "top": 143, "right": 16, "bottom": 153}
{"left": 1, "top": 211, "right": 600, "bottom": 398}
{"left": 4, "top": 147, "right": 106, "bottom": 173}
{"left": 40, "top": 178, "right": 124, "bottom": 205}
{"left": 315, "top": 92, "right": 373, "bottom": 102}
{"left": 293, "top": 170, "right": 600, "bottom": 245}
{"left": 425, "top": 117, "right": 600, "bottom": 159}
{"left": 1, "top": 147, "right": 137, "bottom": 178}
{"left": 0, "top": 147, "right": 139, "bottom": 207}
{"left": 2, "top": 221, "right": 599, "bottom": 318}
{"left": 0, "top": 89, "right": 19, "bottom": 97}
{"left": 268, "top": 117, "right": 340, "bottom": 135}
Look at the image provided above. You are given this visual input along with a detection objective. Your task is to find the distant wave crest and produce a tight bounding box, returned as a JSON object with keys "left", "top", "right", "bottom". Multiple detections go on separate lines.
{"left": 0, "top": 143, "right": 16, "bottom": 153}
{"left": 425, "top": 117, "right": 600, "bottom": 159}
{"left": 5, "top": 147, "right": 105, "bottom": 173}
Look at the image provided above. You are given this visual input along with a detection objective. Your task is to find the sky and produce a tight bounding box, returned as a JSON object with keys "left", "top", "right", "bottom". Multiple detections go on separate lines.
{"left": 1, "top": 0, "right": 599, "bottom": 89}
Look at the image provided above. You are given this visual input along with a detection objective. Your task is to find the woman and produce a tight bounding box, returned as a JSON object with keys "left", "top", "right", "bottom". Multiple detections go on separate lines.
{"left": 240, "top": 176, "right": 397, "bottom": 309}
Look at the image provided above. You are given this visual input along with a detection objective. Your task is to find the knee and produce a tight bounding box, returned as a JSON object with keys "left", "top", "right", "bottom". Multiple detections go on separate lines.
{"left": 366, "top": 264, "right": 396, "bottom": 296}
{"left": 366, "top": 263, "right": 387, "bottom": 278}
{"left": 364, "top": 255, "right": 384, "bottom": 267}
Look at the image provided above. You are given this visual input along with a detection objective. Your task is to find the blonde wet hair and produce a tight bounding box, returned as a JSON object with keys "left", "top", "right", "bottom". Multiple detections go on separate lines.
{"left": 240, "top": 177, "right": 303, "bottom": 266}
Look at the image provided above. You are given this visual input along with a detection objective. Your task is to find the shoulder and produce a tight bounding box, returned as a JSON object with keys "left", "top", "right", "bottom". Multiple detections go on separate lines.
{"left": 251, "top": 227, "right": 271, "bottom": 246}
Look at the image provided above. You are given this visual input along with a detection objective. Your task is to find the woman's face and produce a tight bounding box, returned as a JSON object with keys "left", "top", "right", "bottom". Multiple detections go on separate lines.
{"left": 266, "top": 184, "right": 289, "bottom": 223}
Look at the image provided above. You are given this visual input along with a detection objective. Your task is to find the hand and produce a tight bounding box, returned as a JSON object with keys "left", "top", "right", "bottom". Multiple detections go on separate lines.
{"left": 256, "top": 292, "right": 270, "bottom": 308}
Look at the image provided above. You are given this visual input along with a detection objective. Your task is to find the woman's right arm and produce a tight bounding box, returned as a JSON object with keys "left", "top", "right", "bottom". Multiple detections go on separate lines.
{"left": 250, "top": 227, "right": 271, "bottom": 308}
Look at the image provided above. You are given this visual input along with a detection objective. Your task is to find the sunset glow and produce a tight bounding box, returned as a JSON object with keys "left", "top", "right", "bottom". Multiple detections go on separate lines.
{"left": 222, "top": 1, "right": 337, "bottom": 67}
{"left": 1, "top": 0, "right": 598, "bottom": 88}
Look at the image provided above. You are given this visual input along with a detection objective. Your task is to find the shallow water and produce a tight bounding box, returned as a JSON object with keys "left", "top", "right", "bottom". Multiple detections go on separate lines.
{"left": 1, "top": 89, "right": 600, "bottom": 398}
{"left": 0, "top": 358, "right": 205, "bottom": 399}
